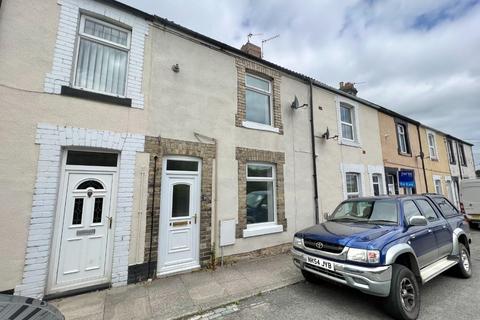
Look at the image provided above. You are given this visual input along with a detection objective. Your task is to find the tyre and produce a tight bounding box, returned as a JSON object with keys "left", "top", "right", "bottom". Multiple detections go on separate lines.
{"left": 301, "top": 269, "right": 320, "bottom": 283}
{"left": 454, "top": 243, "right": 472, "bottom": 278}
{"left": 385, "top": 264, "right": 420, "bottom": 320}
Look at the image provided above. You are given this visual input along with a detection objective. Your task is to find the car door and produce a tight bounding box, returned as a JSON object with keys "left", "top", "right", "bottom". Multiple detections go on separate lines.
{"left": 403, "top": 200, "right": 439, "bottom": 268}
{"left": 415, "top": 199, "right": 452, "bottom": 259}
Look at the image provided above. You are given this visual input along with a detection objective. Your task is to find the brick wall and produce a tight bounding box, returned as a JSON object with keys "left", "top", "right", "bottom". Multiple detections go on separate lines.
{"left": 143, "top": 137, "right": 216, "bottom": 272}
{"left": 235, "top": 147, "right": 286, "bottom": 238}
{"left": 235, "top": 57, "right": 283, "bottom": 133}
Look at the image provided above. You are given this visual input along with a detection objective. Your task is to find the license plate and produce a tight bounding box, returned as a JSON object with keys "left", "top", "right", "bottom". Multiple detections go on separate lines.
{"left": 305, "top": 255, "right": 334, "bottom": 271}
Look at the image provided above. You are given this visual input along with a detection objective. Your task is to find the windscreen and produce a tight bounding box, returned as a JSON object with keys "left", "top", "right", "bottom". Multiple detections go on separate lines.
{"left": 330, "top": 200, "right": 398, "bottom": 224}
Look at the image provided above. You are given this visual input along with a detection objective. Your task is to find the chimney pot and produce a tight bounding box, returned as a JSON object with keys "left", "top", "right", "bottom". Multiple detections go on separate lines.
{"left": 241, "top": 41, "right": 262, "bottom": 59}
{"left": 339, "top": 81, "right": 358, "bottom": 96}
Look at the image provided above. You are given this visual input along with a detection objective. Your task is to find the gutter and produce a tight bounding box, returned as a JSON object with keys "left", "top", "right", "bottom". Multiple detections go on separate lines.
{"left": 309, "top": 80, "right": 319, "bottom": 224}
{"left": 416, "top": 125, "right": 429, "bottom": 193}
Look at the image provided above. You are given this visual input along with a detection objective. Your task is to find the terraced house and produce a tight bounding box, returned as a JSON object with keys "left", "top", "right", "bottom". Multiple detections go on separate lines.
{"left": 0, "top": 0, "right": 474, "bottom": 299}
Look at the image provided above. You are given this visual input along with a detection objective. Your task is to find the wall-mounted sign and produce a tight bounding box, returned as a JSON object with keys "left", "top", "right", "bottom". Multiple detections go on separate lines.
{"left": 399, "top": 170, "right": 415, "bottom": 188}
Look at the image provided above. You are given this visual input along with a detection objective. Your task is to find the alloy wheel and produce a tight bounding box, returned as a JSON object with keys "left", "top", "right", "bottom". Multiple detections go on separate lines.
{"left": 399, "top": 277, "right": 416, "bottom": 312}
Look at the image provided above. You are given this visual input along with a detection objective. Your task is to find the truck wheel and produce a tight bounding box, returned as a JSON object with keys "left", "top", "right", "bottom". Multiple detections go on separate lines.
{"left": 385, "top": 264, "right": 420, "bottom": 320}
{"left": 301, "top": 269, "right": 320, "bottom": 283}
{"left": 455, "top": 243, "right": 472, "bottom": 278}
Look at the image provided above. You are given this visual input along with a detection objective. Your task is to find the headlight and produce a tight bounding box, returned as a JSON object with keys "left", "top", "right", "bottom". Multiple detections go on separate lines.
{"left": 347, "top": 248, "right": 380, "bottom": 264}
{"left": 293, "top": 236, "right": 303, "bottom": 248}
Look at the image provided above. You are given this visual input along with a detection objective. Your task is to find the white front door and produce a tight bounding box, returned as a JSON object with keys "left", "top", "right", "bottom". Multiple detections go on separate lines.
{"left": 53, "top": 171, "right": 114, "bottom": 291}
{"left": 158, "top": 158, "right": 201, "bottom": 275}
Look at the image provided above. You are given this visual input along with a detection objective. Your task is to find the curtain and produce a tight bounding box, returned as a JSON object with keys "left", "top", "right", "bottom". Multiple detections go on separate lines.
{"left": 75, "top": 38, "right": 127, "bottom": 96}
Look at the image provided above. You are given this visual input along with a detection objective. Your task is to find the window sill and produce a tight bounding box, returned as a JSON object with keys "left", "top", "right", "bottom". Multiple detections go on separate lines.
{"left": 340, "top": 138, "right": 361, "bottom": 148}
{"left": 398, "top": 152, "right": 412, "bottom": 157}
{"left": 242, "top": 121, "right": 280, "bottom": 133}
{"left": 243, "top": 224, "right": 283, "bottom": 238}
{"left": 61, "top": 86, "right": 132, "bottom": 107}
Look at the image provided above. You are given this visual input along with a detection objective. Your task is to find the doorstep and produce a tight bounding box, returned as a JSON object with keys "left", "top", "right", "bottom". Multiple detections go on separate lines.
{"left": 49, "top": 252, "right": 303, "bottom": 320}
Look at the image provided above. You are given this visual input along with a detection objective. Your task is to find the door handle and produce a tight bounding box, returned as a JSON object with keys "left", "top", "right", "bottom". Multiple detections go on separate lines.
{"left": 108, "top": 217, "right": 113, "bottom": 229}
{"left": 428, "top": 229, "right": 432, "bottom": 233}
{"left": 193, "top": 214, "right": 197, "bottom": 224}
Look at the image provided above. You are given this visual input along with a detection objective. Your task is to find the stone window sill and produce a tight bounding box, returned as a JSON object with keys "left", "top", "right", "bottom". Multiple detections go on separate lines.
{"left": 243, "top": 224, "right": 283, "bottom": 238}
{"left": 340, "top": 138, "right": 361, "bottom": 148}
{"left": 242, "top": 121, "right": 280, "bottom": 133}
{"left": 61, "top": 86, "right": 132, "bottom": 107}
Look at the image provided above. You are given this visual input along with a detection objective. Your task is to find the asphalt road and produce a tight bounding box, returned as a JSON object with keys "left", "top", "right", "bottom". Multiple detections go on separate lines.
{"left": 222, "top": 228, "right": 480, "bottom": 320}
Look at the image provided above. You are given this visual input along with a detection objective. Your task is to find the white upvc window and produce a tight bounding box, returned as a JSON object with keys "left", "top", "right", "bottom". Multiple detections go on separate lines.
{"left": 346, "top": 172, "right": 361, "bottom": 199}
{"left": 340, "top": 103, "right": 355, "bottom": 141}
{"left": 73, "top": 15, "right": 131, "bottom": 97}
{"left": 244, "top": 163, "right": 283, "bottom": 237}
{"left": 387, "top": 174, "right": 397, "bottom": 195}
{"left": 245, "top": 73, "right": 273, "bottom": 126}
{"left": 372, "top": 174, "right": 383, "bottom": 196}
{"left": 434, "top": 176, "right": 443, "bottom": 194}
{"left": 459, "top": 144, "right": 467, "bottom": 166}
{"left": 397, "top": 124, "right": 408, "bottom": 154}
{"left": 427, "top": 130, "right": 438, "bottom": 160}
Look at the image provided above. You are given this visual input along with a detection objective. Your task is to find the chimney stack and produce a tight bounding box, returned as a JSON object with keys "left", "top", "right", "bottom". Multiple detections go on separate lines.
{"left": 241, "top": 41, "right": 262, "bottom": 59}
{"left": 339, "top": 82, "right": 358, "bottom": 96}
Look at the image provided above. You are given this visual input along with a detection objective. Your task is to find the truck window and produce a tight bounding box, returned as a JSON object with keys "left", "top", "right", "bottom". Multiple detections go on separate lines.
{"left": 433, "top": 197, "right": 459, "bottom": 217}
{"left": 415, "top": 199, "right": 439, "bottom": 222}
{"left": 403, "top": 200, "right": 422, "bottom": 222}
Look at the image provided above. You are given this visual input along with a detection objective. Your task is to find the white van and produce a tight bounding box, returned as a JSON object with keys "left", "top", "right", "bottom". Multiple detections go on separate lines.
{"left": 460, "top": 179, "right": 480, "bottom": 227}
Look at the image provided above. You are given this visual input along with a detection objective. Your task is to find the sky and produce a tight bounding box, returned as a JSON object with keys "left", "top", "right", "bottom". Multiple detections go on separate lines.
{"left": 120, "top": 0, "right": 480, "bottom": 169}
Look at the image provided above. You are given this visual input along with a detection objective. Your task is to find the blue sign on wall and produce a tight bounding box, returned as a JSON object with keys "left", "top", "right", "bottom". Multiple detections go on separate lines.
{"left": 399, "top": 170, "right": 415, "bottom": 188}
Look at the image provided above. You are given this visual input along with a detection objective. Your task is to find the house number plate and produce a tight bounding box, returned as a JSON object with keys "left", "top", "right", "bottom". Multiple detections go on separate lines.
{"left": 77, "top": 229, "right": 95, "bottom": 236}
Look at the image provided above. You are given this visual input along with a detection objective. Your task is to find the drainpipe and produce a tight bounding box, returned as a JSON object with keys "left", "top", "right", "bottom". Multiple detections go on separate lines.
{"left": 416, "top": 125, "right": 429, "bottom": 193}
{"left": 309, "top": 80, "right": 319, "bottom": 224}
{"left": 147, "top": 155, "right": 158, "bottom": 279}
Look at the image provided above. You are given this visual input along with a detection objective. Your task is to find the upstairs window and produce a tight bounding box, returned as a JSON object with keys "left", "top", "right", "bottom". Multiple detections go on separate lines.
{"left": 447, "top": 139, "right": 456, "bottom": 164}
{"left": 74, "top": 15, "right": 131, "bottom": 96}
{"left": 427, "top": 131, "right": 438, "bottom": 160}
{"left": 245, "top": 73, "right": 272, "bottom": 126}
{"left": 340, "top": 103, "right": 355, "bottom": 141}
{"left": 459, "top": 144, "right": 467, "bottom": 166}
{"left": 396, "top": 124, "right": 410, "bottom": 154}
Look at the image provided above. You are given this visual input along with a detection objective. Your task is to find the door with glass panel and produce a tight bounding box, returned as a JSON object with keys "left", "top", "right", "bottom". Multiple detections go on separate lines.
{"left": 54, "top": 172, "right": 113, "bottom": 290}
{"left": 158, "top": 158, "right": 201, "bottom": 275}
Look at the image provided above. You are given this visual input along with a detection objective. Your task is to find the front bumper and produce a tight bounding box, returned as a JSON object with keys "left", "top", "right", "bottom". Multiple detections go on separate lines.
{"left": 291, "top": 248, "right": 392, "bottom": 297}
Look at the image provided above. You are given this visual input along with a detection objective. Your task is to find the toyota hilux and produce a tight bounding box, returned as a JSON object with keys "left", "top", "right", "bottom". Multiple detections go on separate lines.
{"left": 291, "top": 195, "right": 471, "bottom": 320}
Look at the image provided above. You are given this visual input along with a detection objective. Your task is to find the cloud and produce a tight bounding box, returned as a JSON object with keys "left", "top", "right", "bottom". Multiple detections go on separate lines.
{"left": 120, "top": 0, "right": 480, "bottom": 167}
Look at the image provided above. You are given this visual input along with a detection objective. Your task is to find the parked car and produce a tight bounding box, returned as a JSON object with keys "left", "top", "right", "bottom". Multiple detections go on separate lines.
{"left": 0, "top": 294, "right": 64, "bottom": 319}
{"left": 291, "top": 195, "right": 471, "bottom": 320}
{"left": 459, "top": 179, "right": 480, "bottom": 228}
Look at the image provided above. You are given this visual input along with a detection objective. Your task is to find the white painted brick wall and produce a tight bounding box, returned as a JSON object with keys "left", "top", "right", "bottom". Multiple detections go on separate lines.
{"left": 15, "top": 123, "right": 144, "bottom": 299}
{"left": 45, "top": 0, "right": 149, "bottom": 108}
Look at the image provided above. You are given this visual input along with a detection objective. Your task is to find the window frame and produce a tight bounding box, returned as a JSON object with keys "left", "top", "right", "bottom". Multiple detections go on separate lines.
{"left": 345, "top": 172, "right": 361, "bottom": 199}
{"left": 414, "top": 199, "right": 440, "bottom": 222}
{"left": 340, "top": 103, "right": 355, "bottom": 142}
{"left": 371, "top": 173, "right": 383, "bottom": 196}
{"left": 433, "top": 177, "right": 443, "bottom": 195}
{"left": 427, "top": 130, "right": 438, "bottom": 160}
{"left": 446, "top": 139, "right": 456, "bottom": 165}
{"left": 245, "top": 162, "right": 277, "bottom": 228}
{"left": 458, "top": 143, "right": 467, "bottom": 167}
{"left": 396, "top": 123, "right": 410, "bottom": 155}
{"left": 72, "top": 14, "right": 132, "bottom": 98}
{"left": 244, "top": 73, "right": 274, "bottom": 127}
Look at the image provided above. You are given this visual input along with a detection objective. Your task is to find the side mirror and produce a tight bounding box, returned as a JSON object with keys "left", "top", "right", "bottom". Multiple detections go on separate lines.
{"left": 409, "top": 215, "right": 428, "bottom": 227}
{"left": 323, "top": 212, "right": 330, "bottom": 221}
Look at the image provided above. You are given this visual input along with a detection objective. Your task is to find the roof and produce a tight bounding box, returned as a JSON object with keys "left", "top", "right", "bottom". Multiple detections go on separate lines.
{"left": 100, "top": 0, "right": 473, "bottom": 147}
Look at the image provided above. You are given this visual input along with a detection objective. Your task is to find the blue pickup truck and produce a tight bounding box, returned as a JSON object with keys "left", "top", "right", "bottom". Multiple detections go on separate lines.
{"left": 292, "top": 195, "right": 471, "bottom": 320}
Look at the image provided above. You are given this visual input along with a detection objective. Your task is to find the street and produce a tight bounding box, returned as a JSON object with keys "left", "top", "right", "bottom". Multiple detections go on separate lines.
{"left": 219, "top": 228, "right": 480, "bottom": 320}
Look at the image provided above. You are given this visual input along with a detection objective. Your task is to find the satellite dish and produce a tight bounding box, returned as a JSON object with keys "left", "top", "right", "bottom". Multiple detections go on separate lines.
{"left": 291, "top": 96, "right": 300, "bottom": 109}
{"left": 322, "top": 127, "right": 330, "bottom": 139}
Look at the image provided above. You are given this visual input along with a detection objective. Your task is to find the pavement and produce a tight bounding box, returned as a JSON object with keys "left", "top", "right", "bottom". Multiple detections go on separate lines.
{"left": 50, "top": 253, "right": 303, "bottom": 320}
{"left": 209, "top": 228, "right": 480, "bottom": 320}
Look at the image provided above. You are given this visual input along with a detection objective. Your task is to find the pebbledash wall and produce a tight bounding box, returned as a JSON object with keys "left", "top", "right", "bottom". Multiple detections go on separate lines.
{"left": 14, "top": 124, "right": 144, "bottom": 298}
